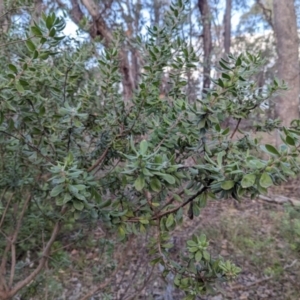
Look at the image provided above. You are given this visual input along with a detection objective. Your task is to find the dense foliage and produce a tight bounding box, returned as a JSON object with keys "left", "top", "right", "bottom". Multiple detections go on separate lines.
{"left": 1, "top": 1, "right": 300, "bottom": 299}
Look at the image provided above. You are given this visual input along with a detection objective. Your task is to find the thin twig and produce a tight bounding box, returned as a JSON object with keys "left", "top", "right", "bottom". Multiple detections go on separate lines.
{"left": 0, "top": 190, "right": 13, "bottom": 229}
{"left": 230, "top": 118, "right": 241, "bottom": 139}
{"left": 9, "top": 194, "right": 32, "bottom": 287}
{"left": 88, "top": 146, "right": 110, "bottom": 172}
{"left": 127, "top": 185, "right": 210, "bottom": 223}
{"left": 62, "top": 65, "right": 74, "bottom": 104}
{"left": 153, "top": 113, "right": 183, "bottom": 152}
{"left": 152, "top": 185, "right": 210, "bottom": 220}
{"left": 0, "top": 35, "right": 36, "bottom": 48}
{"left": 155, "top": 188, "right": 186, "bottom": 215}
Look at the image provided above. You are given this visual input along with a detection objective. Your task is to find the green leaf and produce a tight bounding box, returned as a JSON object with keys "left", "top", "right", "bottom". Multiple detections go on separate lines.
{"left": 166, "top": 214, "right": 174, "bottom": 228}
{"left": 151, "top": 257, "right": 162, "bottom": 266}
{"left": 139, "top": 218, "right": 149, "bottom": 224}
{"left": 222, "top": 73, "right": 231, "bottom": 80}
{"left": 259, "top": 172, "right": 273, "bottom": 188}
{"left": 235, "top": 55, "right": 242, "bottom": 67}
{"left": 134, "top": 175, "right": 145, "bottom": 191}
{"left": 217, "top": 78, "right": 224, "bottom": 88}
{"left": 217, "top": 151, "right": 224, "bottom": 167}
{"left": 188, "top": 246, "right": 199, "bottom": 253}
{"left": 195, "top": 250, "right": 202, "bottom": 262}
{"left": 68, "top": 185, "right": 78, "bottom": 194}
{"left": 33, "top": 50, "right": 39, "bottom": 59}
{"left": 62, "top": 193, "right": 72, "bottom": 204}
{"left": 286, "top": 135, "right": 295, "bottom": 146}
{"left": 99, "top": 199, "right": 111, "bottom": 208}
{"left": 199, "top": 234, "right": 206, "bottom": 243}
{"left": 73, "top": 200, "right": 84, "bottom": 211}
{"left": 139, "top": 140, "right": 148, "bottom": 155}
{"left": 263, "top": 144, "right": 280, "bottom": 156}
{"left": 73, "top": 184, "right": 86, "bottom": 191}
{"left": 50, "top": 184, "right": 64, "bottom": 197}
{"left": 8, "top": 64, "right": 18, "bottom": 74}
{"left": 49, "top": 27, "right": 56, "bottom": 37}
{"left": 187, "top": 240, "right": 197, "bottom": 247}
{"left": 173, "top": 194, "right": 183, "bottom": 202}
{"left": 19, "top": 79, "right": 29, "bottom": 87}
{"left": 0, "top": 111, "right": 3, "bottom": 125}
{"left": 222, "top": 127, "right": 230, "bottom": 135}
{"left": 46, "top": 15, "right": 54, "bottom": 29}
{"left": 219, "top": 60, "right": 232, "bottom": 70}
{"left": 221, "top": 180, "right": 235, "bottom": 190}
{"left": 118, "top": 226, "right": 126, "bottom": 238}
{"left": 142, "top": 168, "right": 152, "bottom": 176}
{"left": 130, "top": 136, "right": 138, "bottom": 154}
{"left": 31, "top": 25, "right": 43, "bottom": 36}
{"left": 15, "top": 81, "right": 24, "bottom": 93}
{"left": 150, "top": 177, "right": 161, "bottom": 192}
{"left": 241, "top": 174, "right": 256, "bottom": 188}
{"left": 40, "top": 51, "right": 50, "bottom": 60}
{"left": 25, "top": 40, "right": 36, "bottom": 52}
{"left": 154, "top": 172, "right": 176, "bottom": 184}
{"left": 162, "top": 243, "right": 173, "bottom": 249}
{"left": 203, "top": 250, "right": 210, "bottom": 261}
{"left": 73, "top": 192, "right": 86, "bottom": 201}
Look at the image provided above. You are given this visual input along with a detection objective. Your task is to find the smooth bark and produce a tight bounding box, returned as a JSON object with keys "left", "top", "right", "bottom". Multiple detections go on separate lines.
{"left": 273, "top": 0, "right": 300, "bottom": 141}
{"left": 60, "top": 0, "right": 135, "bottom": 101}
{"left": 223, "top": 0, "right": 232, "bottom": 53}
{"left": 198, "top": 0, "right": 212, "bottom": 93}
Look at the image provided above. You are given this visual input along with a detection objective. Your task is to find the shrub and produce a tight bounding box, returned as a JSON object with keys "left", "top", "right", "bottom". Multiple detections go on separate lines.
{"left": 1, "top": 1, "right": 300, "bottom": 299}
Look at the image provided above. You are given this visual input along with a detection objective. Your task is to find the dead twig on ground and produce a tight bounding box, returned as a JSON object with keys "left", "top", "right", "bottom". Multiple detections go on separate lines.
{"left": 257, "top": 194, "right": 300, "bottom": 206}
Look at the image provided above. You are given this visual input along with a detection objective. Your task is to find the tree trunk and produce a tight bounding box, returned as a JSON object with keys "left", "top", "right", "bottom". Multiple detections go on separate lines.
{"left": 198, "top": 0, "right": 212, "bottom": 93}
{"left": 273, "top": 0, "right": 300, "bottom": 143}
{"left": 0, "top": 0, "right": 9, "bottom": 33}
{"left": 63, "top": 0, "right": 135, "bottom": 102}
{"left": 223, "top": 0, "right": 231, "bottom": 54}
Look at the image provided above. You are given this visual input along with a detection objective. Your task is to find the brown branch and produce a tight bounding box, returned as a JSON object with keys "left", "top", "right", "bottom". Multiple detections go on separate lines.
{"left": 60, "top": 0, "right": 134, "bottom": 100}
{"left": 0, "top": 35, "right": 36, "bottom": 48}
{"left": 127, "top": 184, "right": 210, "bottom": 223}
{"left": 0, "top": 189, "right": 12, "bottom": 229}
{"left": 8, "top": 194, "right": 31, "bottom": 288}
{"left": 155, "top": 188, "right": 186, "bottom": 215}
{"left": 153, "top": 185, "right": 209, "bottom": 220}
{"left": 87, "top": 146, "right": 110, "bottom": 172}
{"left": 0, "top": 207, "right": 67, "bottom": 299}
{"left": 0, "top": 244, "right": 9, "bottom": 292}
{"left": 256, "top": 0, "right": 274, "bottom": 31}
{"left": 230, "top": 118, "right": 241, "bottom": 139}
{"left": 0, "top": 240, "right": 9, "bottom": 274}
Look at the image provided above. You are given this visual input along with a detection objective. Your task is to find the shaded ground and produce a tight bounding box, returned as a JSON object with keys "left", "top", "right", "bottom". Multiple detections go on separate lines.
{"left": 18, "top": 180, "right": 300, "bottom": 300}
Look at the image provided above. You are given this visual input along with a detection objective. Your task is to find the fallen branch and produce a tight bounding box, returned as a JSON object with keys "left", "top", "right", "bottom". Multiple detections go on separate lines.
{"left": 258, "top": 194, "right": 300, "bottom": 206}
